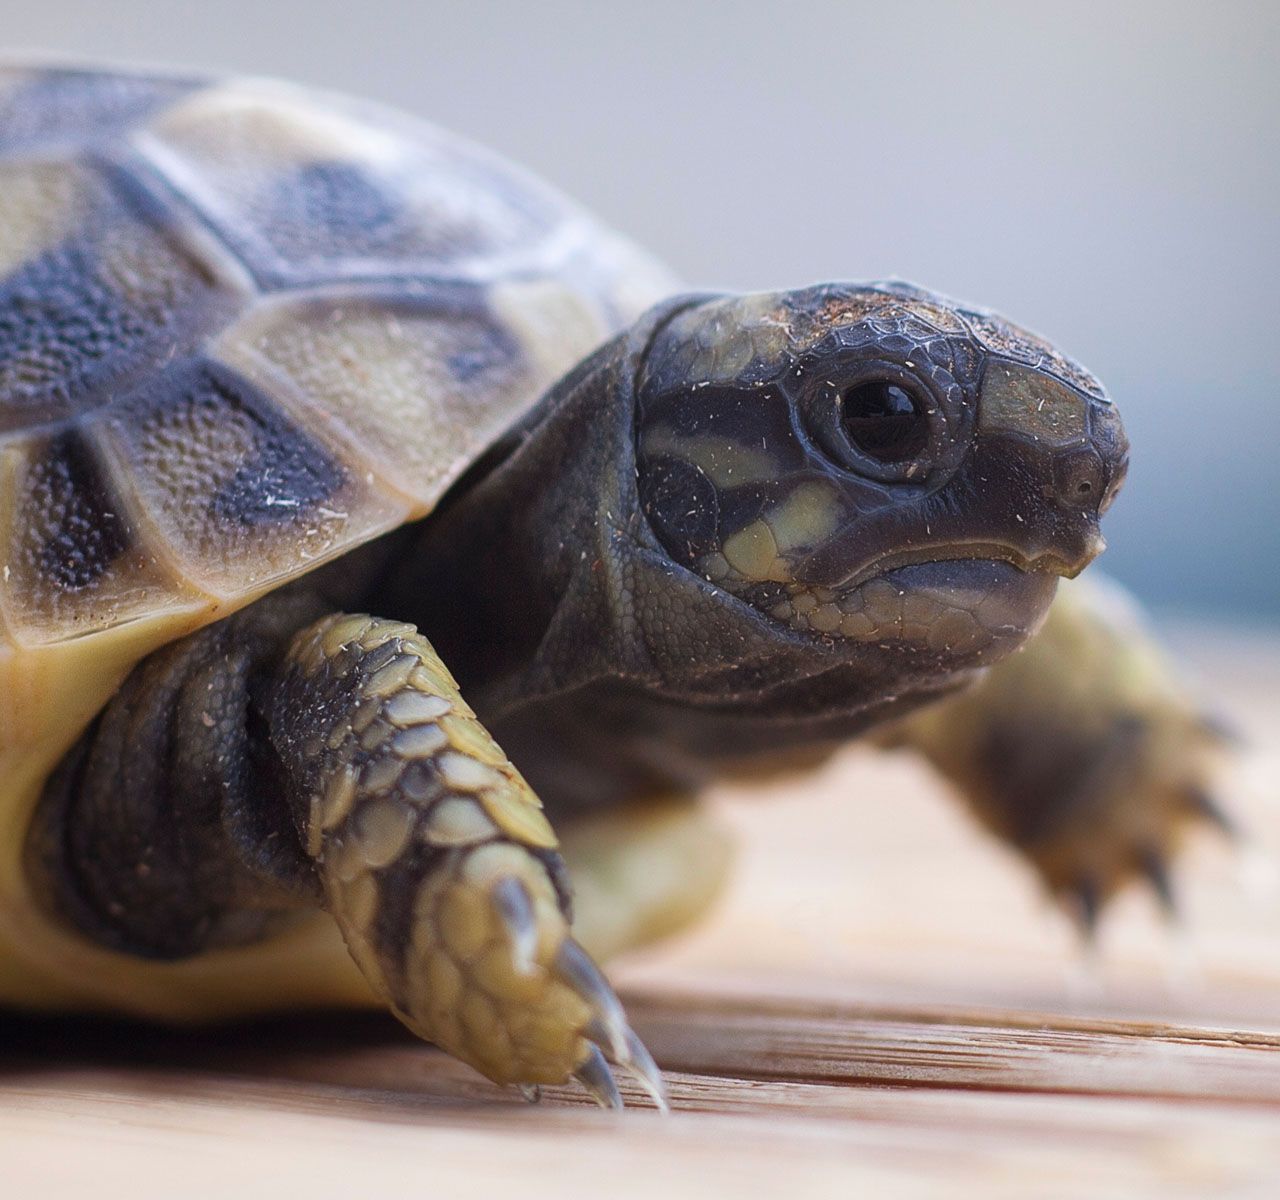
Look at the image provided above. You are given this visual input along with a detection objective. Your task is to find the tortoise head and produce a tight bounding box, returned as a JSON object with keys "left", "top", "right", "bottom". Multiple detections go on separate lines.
{"left": 636, "top": 282, "right": 1128, "bottom": 671}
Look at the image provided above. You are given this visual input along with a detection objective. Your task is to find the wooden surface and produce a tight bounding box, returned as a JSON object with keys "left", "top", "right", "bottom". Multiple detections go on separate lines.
{"left": 2, "top": 624, "right": 1279, "bottom": 1199}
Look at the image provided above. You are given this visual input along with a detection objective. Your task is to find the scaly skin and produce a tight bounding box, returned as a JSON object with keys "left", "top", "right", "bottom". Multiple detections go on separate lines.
{"left": 266, "top": 613, "right": 665, "bottom": 1103}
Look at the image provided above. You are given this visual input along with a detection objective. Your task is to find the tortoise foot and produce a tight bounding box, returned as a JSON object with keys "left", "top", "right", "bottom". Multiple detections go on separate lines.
{"left": 890, "top": 575, "right": 1238, "bottom": 933}
{"left": 390, "top": 840, "right": 667, "bottom": 1108}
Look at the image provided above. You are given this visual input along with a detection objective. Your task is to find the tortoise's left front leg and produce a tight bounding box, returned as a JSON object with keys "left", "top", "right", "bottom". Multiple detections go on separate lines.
{"left": 266, "top": 613, "right": 666, "bottom": 1106}
{"left": 884, "top": 575, "right": 1235, "bottom": 928}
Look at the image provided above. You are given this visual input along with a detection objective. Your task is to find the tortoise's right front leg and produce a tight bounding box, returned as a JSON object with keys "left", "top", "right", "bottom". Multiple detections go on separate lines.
{"left": 881, "top": 575, "right": 1234, "bottom": 929}
{"left": 266, "top": 612, "right": 664, "bottom": 1104}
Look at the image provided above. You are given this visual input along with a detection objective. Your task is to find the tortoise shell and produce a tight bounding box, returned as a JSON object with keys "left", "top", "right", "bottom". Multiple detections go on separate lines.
{"left": 0, "top": 62, "right": 672, "bottom": 652}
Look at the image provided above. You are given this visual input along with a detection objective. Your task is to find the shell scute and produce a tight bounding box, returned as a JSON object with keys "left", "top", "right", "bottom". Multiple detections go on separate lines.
{"left": 0, "top": 157, "right": 241, "bottom": 434}
{"left": 216, "top": 285, "right": 582, "bottom": 509}
{"left": 96, "top": 355, "right": 409, "bottom": 599}
{"left": 20, "top": 428, "right": 126, "bottom": 591}
{"left": 135, "top": 81, "right": 567, "bottom": 288}
{"left": 0, "top": 427, "right": 189, "bottom": 642}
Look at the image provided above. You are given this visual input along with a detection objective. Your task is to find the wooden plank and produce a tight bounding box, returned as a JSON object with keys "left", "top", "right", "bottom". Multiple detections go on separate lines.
{"left": 2, "top": 1014, "right": 1279, "bottom": 1199}
{"left": 625, "top": 991, "right": 1280, "bottom": 1103}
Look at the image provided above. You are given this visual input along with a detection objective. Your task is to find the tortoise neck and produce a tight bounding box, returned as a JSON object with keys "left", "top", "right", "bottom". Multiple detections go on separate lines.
{"left": 384, "top": 316, "right": 659, "bottom": 709}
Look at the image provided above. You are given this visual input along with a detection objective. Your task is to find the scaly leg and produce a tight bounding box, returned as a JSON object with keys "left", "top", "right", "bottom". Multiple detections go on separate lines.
{"left": 267, "top": 613, "right": 667, "bottom": 1105}
{"left": 883, "top": 575, "right": 1234, "bottom": 929}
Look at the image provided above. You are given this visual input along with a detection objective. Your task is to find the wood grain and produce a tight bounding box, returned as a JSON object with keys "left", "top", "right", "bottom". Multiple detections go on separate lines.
{"left": 2, "top": 624, "right": 1278, "bottom": 1199}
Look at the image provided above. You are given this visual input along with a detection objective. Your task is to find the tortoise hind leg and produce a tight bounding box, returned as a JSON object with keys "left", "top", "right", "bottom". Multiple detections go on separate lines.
{"left": 882, "top": 574, "right": 1235, "bottom": 932}
{"left": 557, "top": 797, "right": 734, "bottom": 964}
{"left": 26, "top": 592, "right": 329, "bottom": 961}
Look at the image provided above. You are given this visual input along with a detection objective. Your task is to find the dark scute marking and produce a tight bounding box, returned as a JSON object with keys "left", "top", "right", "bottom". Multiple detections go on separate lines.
{"left": 0, "top": 69, "right": 199, "bottom": 155}
{"left": 250, "top": 159, "right": 420, "bottom": 274}
{"left": 214, "top": 420, "right": 346, "bottom": 528}
{"left": 132, "top": 359, "right": 347, "bottom": 529}
{"left": 0, "top": 164, "right": 232, "bottom": 433}
{"left": 445, "top": 316, "right": 519, "bottom": 382}
{"left": 288, "top": 162, "right": 401, "bottom": 240}
{"left": 0, "top": 239, "right": 138, "bottom": 421}
{"left": 235, "top": 144, "right": 562, "bottom": 285}
{"left": 208, "top": 392, "right": 345, "bottom": 529}
{"left": 28, "top": 428, "right": 129, "bottom": 591}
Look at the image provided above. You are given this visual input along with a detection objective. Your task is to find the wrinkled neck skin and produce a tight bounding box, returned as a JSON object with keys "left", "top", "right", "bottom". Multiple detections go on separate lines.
{"left": 392, "top": 299, "right": 1032, "bottom": 812}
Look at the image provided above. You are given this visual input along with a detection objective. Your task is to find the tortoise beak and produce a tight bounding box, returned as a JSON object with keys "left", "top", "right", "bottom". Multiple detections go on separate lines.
{"left": 1024, "top": 525, "right": 1107, "bottom": 579}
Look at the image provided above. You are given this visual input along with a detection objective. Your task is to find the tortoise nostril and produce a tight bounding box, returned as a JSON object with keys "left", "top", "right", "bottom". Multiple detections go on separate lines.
{"left": 1053, "top": 447, "right": 1106, "bottom": 510}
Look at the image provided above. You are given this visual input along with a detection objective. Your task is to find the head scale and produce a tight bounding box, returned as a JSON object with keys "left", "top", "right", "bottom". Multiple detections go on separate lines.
{"left": 636, "top": 281, "right": 1128, "bottom": 674}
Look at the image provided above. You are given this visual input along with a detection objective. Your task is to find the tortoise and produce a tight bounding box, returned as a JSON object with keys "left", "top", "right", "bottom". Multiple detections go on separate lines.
{"left": 0, "top": 61, "right": 1230, "bottom": 1108}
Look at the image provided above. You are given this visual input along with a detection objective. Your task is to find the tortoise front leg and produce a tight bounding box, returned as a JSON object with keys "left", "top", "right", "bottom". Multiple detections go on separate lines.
{"left": 265, "top": 613, "right": 666, "bottom": 1105}
{"left": 29, "top": 598, "right": 663, "bottom": 1107}
{"left": 883, "top": 575, "right": 1235, "bottom": 930}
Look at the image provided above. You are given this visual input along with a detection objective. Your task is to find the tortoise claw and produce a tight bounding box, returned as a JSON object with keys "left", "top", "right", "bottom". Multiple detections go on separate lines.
{"left": 555, "top": 939, "right": 629, "bottom": 1062}
{"left": 518, "top": 1084, "right": 542, "bottom": 1104}
{"left": 621, "top": 1028, "right": 669, "bottom": 1113}
{"left": 574, "top": 1043, "right": 623, "bottom": 1110}
{"left": 580, "top": 1022, "right": 669, "bottom": 1112}
{"left": 553, "top": 938, "right": 668, "bottom": 1111}
{"left": 1139, "top": 848, "right": 1178, "bottom": 919}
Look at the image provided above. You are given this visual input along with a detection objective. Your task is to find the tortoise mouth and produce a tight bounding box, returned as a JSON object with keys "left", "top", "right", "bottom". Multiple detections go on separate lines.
{"left": 877, "top": 557, "right": 1059, "bottom": 635}
{"left": 815, "top": 538, "right": 1101, "bottom": 592}
{"left": 776, "top": 555, "right": 1058, "bottom": 661}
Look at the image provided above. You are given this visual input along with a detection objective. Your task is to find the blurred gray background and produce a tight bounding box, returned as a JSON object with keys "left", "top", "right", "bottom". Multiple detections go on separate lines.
{"left": 8, "top": 1, "right": 1278, "bottom": 620}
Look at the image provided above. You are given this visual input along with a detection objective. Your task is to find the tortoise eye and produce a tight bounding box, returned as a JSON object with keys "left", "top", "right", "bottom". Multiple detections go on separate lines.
{"left": 839, "top": 382, "right": 930, "bottom": 462}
